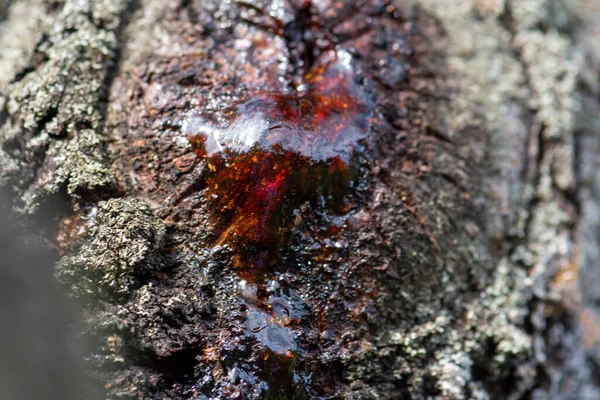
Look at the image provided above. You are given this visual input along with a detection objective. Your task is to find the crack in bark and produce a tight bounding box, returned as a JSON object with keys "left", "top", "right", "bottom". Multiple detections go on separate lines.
{"left": 0, "top": 0, "right": 14, "bottom": 23}
{"left": 97, "top": 0, "right": 140, "bottom": 135}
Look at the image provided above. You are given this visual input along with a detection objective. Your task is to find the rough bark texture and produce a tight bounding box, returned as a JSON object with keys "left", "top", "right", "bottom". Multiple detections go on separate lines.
{"left": 1, "top": 0, "right": 599, "bottom": 399}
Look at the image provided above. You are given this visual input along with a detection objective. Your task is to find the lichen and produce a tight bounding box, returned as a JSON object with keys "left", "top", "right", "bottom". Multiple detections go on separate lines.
{"left": 0, "top": 0, "right": 129, "bottom": 211}
{"left": 413, "top": 0, "right": 584, "bottom": 397}
{"left": 56, "top": 197, "right": 166, "bottom": 297}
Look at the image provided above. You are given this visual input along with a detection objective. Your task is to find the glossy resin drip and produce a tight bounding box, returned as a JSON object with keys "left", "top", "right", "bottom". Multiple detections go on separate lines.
{"left": 188, "top": 49, "right": 373, "bottom": 278}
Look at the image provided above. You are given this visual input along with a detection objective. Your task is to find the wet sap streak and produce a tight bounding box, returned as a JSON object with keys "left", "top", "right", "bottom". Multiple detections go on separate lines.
{"left": 187, "top": 49, "right": 373, "bottom": 397}
{"left": 183, "top": 42, "right": 377, "bottom": 398}
{"left": 188, "top": 49, "right": 373, "bottom": 280}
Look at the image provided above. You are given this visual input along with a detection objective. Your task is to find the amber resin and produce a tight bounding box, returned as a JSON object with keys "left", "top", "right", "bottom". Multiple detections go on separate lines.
{"left": 188, "top": 49, "right": 372, "bottom": 278}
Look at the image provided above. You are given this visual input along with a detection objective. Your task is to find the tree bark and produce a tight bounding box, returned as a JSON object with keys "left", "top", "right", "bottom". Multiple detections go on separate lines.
{"left": 1, "top": 0, "right": 599, "bottom": 399}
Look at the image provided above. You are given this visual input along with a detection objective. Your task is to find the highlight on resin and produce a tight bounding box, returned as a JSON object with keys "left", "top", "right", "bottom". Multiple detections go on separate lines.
{"left": 185, "top": 49, "right": 373, "bottom": 276}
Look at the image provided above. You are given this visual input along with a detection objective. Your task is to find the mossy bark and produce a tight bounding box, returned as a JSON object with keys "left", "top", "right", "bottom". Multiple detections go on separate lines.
{"left": 1, "top": 0, "right": 599, "bottom": 399}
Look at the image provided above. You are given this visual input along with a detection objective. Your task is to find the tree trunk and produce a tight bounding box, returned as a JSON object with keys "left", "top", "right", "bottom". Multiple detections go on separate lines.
{"left": 1, "top": 0, "right": 599, "bottom": 399}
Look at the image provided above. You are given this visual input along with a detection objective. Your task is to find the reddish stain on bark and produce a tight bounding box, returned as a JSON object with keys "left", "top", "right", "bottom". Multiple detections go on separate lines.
{"left": 188, "top": 50, "right": 372, "bottom": 279}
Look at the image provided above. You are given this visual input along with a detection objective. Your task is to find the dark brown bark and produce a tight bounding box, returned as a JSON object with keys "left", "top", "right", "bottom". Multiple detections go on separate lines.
{"left": 0, "top": 0, "right": 599, "bottom": 399}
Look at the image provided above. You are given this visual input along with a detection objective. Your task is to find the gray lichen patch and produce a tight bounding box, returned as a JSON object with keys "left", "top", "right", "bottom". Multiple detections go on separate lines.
{"left": 56, "top": 197, "right": 166, "bottom": 297}
{"left": 0, "top": 0, "right": 130, "bottom": 210}
{"left": 14, "top": 128, "right": 119, "bottom": 210}
{"left": 414, "top": 0, "right": 588, "bottom": 398}
{"left": 572, "top": 0, "right": 600, "bottom": 388}
{"left": 0, "top": 0, "right": 46, "bottom": 88}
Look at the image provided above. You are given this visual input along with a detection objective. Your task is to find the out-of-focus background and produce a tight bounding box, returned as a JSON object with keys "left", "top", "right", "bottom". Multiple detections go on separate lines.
{"left": 0, "top": 192, "right": 92, "bottom": 399}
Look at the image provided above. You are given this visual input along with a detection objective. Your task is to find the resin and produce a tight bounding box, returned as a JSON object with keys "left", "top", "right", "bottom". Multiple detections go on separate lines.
{"left": 188, "top": 49, "right": 372, "bottom": 277}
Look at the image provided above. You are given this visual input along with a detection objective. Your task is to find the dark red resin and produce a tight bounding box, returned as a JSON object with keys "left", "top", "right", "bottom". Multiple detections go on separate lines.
{"left": 188, "top": 50, "right": 372, "bottom": 278}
